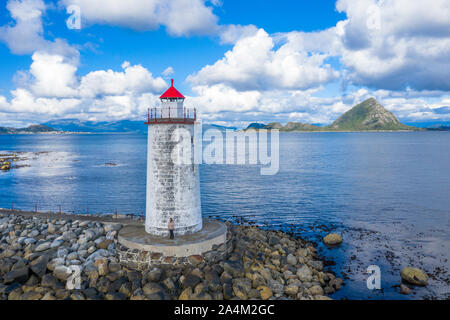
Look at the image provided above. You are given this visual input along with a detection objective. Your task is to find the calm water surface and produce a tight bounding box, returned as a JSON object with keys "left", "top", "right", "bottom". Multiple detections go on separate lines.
{"left": 0, "top": 132, "right": 449, "bottom": 299}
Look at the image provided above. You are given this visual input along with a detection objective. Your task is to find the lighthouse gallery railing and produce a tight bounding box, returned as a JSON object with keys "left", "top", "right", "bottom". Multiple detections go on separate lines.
{"left": 145, "top": 107, "right": 197, "bottom": 124}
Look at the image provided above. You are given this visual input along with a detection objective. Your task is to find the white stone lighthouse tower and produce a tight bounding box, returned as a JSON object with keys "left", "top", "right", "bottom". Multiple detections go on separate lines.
{"left": 145, "top": 79, "right": 202, "bottom": 236}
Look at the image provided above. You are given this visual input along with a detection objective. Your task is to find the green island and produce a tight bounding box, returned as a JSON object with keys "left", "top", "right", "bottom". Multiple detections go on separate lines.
{"left": 245, "top": 98, "right": 425, "bottom": 132}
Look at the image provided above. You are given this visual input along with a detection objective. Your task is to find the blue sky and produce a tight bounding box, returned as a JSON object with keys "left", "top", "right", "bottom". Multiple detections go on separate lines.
{"left": 0, "top": 0, "right": 449, "bottom": 128}
{"left": 0, "top": 0, "right": 345, "bottom": 95}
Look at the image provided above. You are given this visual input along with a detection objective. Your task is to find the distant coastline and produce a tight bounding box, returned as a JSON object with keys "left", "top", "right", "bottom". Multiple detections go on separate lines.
{"left": 243, "top": 129, "right": 429, "bottom": 133}
{"left": 0, "top": 124, "right": 87, "bottom": 135}
{"left": 2, "top": 98, "right": 449, "bottom": 134}
{"left": 0, "top": 131, "right": 92, "bottom": 135}
{"left": 2, "top": 124, "right": 448, "bottom": 135}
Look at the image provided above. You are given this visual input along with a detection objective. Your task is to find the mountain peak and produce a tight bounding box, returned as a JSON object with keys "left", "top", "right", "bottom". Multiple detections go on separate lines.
{"left": 330, "top": 98, "right": 411, "bottom": 131}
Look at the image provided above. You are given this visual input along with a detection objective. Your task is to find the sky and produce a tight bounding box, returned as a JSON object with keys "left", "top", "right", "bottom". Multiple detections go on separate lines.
{"left": 0, "top": 0, "right": 450, "bottom": 128}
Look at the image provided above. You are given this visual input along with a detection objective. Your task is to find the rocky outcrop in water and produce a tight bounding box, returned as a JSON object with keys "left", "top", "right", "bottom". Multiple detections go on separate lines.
{"left": 0, "top": 153, "right": 30, "bottom": 171}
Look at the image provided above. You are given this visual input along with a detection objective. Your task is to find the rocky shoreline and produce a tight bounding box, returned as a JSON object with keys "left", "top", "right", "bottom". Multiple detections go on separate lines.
{"left": 0, "top": 212, "right": 342, "bottom": 300}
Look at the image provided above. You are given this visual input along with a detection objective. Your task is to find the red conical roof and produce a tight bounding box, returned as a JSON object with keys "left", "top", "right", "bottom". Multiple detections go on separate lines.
{"left": 160, "top": 79, "right": 185, "bottom": 99}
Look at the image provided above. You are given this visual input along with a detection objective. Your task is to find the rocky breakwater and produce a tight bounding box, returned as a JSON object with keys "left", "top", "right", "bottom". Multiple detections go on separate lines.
{"left": 178, "top": 225, "right": 343, "bottom": 300}
{"left": 0, "top": 213, "right": 342, "bottom": 300}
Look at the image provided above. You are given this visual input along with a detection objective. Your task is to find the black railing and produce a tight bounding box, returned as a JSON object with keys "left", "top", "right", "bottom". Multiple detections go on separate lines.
{"left": 146, "top": 107, "right": 196, "bottom": 124}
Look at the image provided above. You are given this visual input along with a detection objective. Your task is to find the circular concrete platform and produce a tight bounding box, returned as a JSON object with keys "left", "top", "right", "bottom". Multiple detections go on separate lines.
{"left": 118, "top": 218, "right": 228, "bottom": 258}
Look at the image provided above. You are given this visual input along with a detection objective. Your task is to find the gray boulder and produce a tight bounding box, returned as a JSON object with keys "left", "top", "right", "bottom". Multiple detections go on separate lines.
{"left": 4, "top": 267, "right": 29, "bottom": 284}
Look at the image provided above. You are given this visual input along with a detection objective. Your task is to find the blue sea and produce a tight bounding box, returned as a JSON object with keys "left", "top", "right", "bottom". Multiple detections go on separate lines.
{"left": 0, "top": 132, "right": 449, "bottom": 299}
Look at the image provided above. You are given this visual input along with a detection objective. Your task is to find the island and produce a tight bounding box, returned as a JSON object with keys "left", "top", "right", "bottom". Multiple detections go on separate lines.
{"left": 245, "top": 98, "right": 423, "bottom": 132}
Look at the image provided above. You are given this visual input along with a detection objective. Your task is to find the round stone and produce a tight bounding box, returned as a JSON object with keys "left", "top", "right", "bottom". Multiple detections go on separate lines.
{"left": 400, "top": 267, "right": 428, "bottom": 286}
{"left": 286, "top": 254, "right": 297, "bottom": 266}
{"left": 323, "top": 233, "right": 343, "bottom": 246}
{"left": 257, "top": 286, "right": 273, "bottom": 300}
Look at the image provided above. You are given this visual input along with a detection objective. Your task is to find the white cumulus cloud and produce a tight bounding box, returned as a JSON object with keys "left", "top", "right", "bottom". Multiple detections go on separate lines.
{"left": 30, "top": 52, "right": 78, "bottom": 98}
{"left": 0, "top": 0, "right": 46, "bottom": 54}
{"left": 335, "top": 0, "right": 450, "bottom": 91}
{"left": 0, "top": 0, "right": 79, "bottom": 60}
{"left": 0, "top": 54, "right": 168, "bottom": 123}
{"left": 188, "top": 29, "right": 339, "bottom": 92}
{"left": 162, "top": 66, "right": 175, "bottom": 77}
{"left": 60, "top": 0, "right": 220, "bottom": 36}
{"left": 218, "top": 24, "right": 259, "bottom": 44}
{"left": 79, "top": 62, "right": 167, "bottom": 98}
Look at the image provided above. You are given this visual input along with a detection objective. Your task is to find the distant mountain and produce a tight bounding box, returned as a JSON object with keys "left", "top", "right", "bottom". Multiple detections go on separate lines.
{"left": 43, "top": 119, "right": 147, "bottom": 133}
{"left": 426, "top": 125, "right": 450, "bottom": 131}
{"left": 202, "top": 124, "right": 238, "bottom": 131}
{"left": 329, "top": 98, "right": 414, "bottom": 131}
{"left": 42, "top": 119, "right": 238, "bottom": 134}
{"left": 245, "top": 123, "right": 267, "bottom": 130}
{"left": 0, "top": 125, "right": 57, "bottom": 134}
{"left": 246, "top": 121, "right": 323, "bottom": 131}
{"left": 283, "top": 122, "right": 322, "bottom": 131}
{"left": 264, "top": 122, "right": 283, "bottom": 129}
{"left": 405, "top": 121, "right": 450, "bottom": 129}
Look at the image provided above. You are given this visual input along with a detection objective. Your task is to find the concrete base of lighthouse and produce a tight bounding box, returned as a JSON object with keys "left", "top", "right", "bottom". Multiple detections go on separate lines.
{"left": 117, "top": 219, "right": 231, "bottom": 269}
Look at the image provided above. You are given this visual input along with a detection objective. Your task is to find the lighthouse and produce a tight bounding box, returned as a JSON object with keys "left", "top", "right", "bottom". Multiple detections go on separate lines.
{"left": 145, "top": 79, "right": 202, "bottom": 236}
{"left": 117, "top": 79, "right": 227, "bottom": 262}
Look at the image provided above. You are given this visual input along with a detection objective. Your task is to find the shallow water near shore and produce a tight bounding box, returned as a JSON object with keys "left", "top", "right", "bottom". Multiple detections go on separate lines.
{"left": 0, "top": 132, "right": 449, "bottom": 299}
